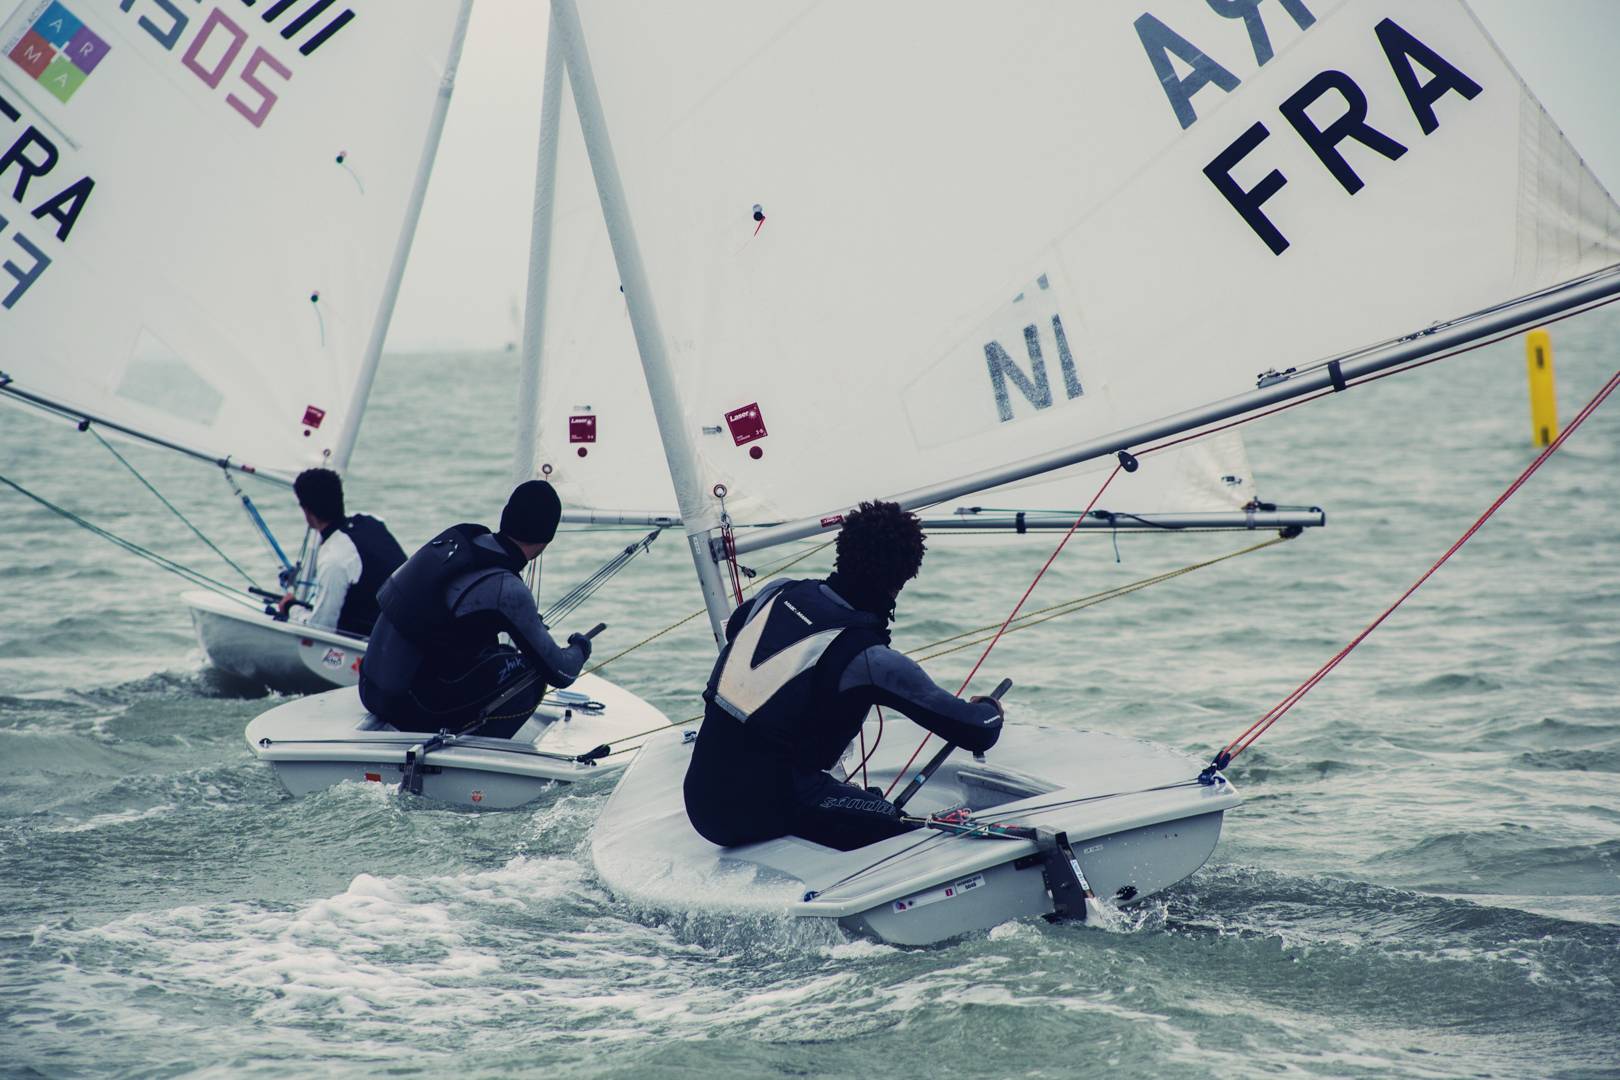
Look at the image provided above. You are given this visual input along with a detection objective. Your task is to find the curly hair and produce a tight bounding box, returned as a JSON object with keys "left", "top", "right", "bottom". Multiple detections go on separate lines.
{"left": 832, "top": 500, "right": 927, "bottom": 596}
{"left": 293, "top": 468, "right": 345, "bottom": 523}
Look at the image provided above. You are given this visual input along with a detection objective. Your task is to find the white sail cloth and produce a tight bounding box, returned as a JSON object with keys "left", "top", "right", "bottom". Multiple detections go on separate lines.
{"left": 543, "top": 0, "right": 1619, "bottom": 528}
{"left": 531, "top": 38, "right": 1257, "bottom": 521}
{"left": 0, "top": 1, "right": 466, "bottom": 478}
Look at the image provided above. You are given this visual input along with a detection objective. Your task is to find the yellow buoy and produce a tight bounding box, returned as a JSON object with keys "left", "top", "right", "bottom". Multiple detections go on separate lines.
{"left": 1526, "top": 328, "right": 1558, "bottom": 447}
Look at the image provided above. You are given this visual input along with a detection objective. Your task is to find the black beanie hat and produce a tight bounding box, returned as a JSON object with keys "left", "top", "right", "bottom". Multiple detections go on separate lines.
{"left": 500, "top": 480, "right": 562, "bottom": 544}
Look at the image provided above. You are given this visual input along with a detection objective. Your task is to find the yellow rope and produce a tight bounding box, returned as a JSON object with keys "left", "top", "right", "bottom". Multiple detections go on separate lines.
{"left": 582, "top": 533, "right": 1291, "bottom": 748}
{"left": 908, "top": 535, "right": 1289, "bottom": 664}
{"left": 584, "top": 538, "right": 836, "bottom": 675}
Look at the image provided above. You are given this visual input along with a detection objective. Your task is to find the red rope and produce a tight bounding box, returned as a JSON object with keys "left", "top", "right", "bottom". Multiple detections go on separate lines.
{"left": 884, "top": 461, "right": 1126, "bottom": 796}
{"left": 1218, "top": 367, "right": 1619, "bottom": 763}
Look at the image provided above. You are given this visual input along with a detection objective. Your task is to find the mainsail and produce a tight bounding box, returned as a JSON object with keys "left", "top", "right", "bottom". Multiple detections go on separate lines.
{"left": 0, "top": 0, "right": 472, "bottom": 479}
{"left": 528, "top": 37, "right": 1277, "bottom": 528}
{"left": 551, "top": 0, "right": 1620, "bottom": 632}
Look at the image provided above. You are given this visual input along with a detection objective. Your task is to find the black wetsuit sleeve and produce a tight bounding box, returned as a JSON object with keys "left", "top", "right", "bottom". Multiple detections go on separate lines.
{"left": 458, "top": 572, "right": 586, "bottom": 687}
{"left": 838, "top": 645, "right": 1003, "bottom": 753}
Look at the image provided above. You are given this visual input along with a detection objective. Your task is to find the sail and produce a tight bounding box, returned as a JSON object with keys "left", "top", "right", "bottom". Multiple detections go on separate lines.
{"left": 560, "top": 0, "right": 1620, "bottom": 530}
{"left": 533, "top": 58, "right": 1261, "bottom": 523}
{"left": 0, "top": 0, "right": 467, "bottom": 478}
{"left": 533, "top": 67, "right": 677, "bottom": 516}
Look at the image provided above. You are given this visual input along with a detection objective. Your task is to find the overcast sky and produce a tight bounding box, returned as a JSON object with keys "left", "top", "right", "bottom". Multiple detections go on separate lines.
{"left": 386, "top": 1, "right": 1620, "bottom": 352}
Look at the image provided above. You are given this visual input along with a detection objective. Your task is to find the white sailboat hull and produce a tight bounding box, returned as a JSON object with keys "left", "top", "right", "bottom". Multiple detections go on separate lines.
{"left": 246, "top": 674, "right": 667, "bottom": 809}
{"left": 184, "top": 590, "right": 364, "bottom": 694}
{"left": 590, "top": 724, "right": 1238, "bottom": 946}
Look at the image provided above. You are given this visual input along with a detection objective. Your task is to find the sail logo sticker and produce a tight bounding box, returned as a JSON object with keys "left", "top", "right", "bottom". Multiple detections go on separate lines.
{"left": 892, "top": 874, "right": 986, "bottom": 913}
{"left": 6, "top": 2, "right": 110, "bottom": 104}
{"left": 724, "top": 403, "right": 767, "bottom": 446}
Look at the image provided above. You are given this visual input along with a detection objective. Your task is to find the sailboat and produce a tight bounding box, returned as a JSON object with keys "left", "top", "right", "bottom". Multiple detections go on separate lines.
{"left": 244, "top": 16, "right": 671, "bottom": 807}
{"left": 539, "top": 0, "right": 1620, "bottom": 943}
{"left": 0, "top": 0, "right": 478, "bottom": 693}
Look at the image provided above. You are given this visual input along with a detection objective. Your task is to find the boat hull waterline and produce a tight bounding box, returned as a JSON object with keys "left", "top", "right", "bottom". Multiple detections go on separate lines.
{"left": 591, "top": 725, "right": 1239, "bottom": 946}
{"left": 246, "top": 674, "right": 669, "bottom": 809}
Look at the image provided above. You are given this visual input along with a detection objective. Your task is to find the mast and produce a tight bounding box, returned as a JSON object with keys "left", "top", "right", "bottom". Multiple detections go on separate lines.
{"left": 329, "top": 0, "right": 476, "bottom": 474}
{"left": 551, "top": 0, "right": 734, "bottom": 644}
{"left": 512, "top": 15, "right": 566, "bottom": 488}
{"left": 731, "top": 266, "right": 1620, "bottom": 557}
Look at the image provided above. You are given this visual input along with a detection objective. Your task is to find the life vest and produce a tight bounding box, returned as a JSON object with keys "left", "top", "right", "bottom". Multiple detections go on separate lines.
{"left": 703, "top": 578, "right": 887, "bottom": 766}
{"left": 375, "top": 524, "right": 522, "bottom": 648}
{"left": 334, "top": 514, "right": 407, "bottom": 636}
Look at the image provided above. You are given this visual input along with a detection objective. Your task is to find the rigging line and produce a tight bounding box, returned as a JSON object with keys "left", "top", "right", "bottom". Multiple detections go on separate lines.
{"left": 1214, "top": 367, "right": 1620, "bottom": 768}
{"left": 583, "top": 538, "right": 837, "bottom": 675}
{"left": 540, "top": 528, "right": 662, "bottom": 626}
{"left": 0, "top": 472, "right": 251, "bottom": 602}
{"left": 219, "top": 467, "right": 295, "bottom": 573}
{"left": 802, "top": 828, "right": 952, "bottom": 901}
{"left": 884, "top": 461, "right": 1128, "bottom": 798}
{"left": 85, "top": 425, "right": 260, "bottom": 588}
{"left": 909, "top": 535, "right": 1291, "bottom": 664}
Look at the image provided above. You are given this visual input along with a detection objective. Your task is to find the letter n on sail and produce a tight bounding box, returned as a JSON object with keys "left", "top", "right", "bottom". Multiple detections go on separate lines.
{"left": 984, "top": 274, "right": 1084, "bottom": 423}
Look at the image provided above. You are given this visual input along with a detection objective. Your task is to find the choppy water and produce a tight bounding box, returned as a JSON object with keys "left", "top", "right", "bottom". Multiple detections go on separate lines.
{"left": 2, "top": 316, "right": 1617, "bottom": 1078}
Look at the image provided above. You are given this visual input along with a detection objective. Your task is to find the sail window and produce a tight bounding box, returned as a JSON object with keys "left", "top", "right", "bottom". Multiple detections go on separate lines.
{"left": 115, "top": 329, "right": 225, "bottom": 426}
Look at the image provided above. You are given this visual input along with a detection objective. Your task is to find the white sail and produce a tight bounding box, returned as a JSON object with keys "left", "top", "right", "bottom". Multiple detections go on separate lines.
{"left": 0, "top": 0, "right": 469, "bottom": 478}
{"left": 531, "top": 65, "right": 676, "bottom": 516}
{"left": 532, "top": 54, "right": 1261, "bottom": 523}
{"left": 558, "top": 0, "right": 1620, "bottom": 532}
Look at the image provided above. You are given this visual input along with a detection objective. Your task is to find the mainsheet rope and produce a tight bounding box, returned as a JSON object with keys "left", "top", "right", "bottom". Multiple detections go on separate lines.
{"left": 1206, "top": 367, "right": 1620, "bottom": 774}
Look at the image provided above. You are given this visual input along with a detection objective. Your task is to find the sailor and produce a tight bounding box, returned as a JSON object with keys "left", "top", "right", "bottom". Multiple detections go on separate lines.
{"left": 278, "top": 468, "right": 407, "bottom": 637}
{"left": 683, "top": 500, "right": 1005, "bottom": 852}
{"left": 357, "top": 480, "right": 593, "bottom": 739}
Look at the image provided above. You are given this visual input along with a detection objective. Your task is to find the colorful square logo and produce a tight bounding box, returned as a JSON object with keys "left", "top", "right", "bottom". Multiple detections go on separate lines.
{"left": 7, "top": 29, "right": 53, "bottom": 79}
{"left": 7, "top": 2, "right": 108, "bottom": 103}
{"left": 33, "top": 2, "right": 80, "bottom": 46}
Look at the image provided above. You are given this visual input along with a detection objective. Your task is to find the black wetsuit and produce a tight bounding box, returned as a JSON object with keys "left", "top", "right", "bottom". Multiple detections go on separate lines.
{"left": 358, "top": 528, "right": 585, "bottom": 738}
{"left": 683, "top": 577, "right": 1002, "bottom": 852}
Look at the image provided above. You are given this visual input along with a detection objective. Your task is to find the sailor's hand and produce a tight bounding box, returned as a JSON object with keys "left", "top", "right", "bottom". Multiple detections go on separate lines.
{"left": 969, "top": 694, "right": 1006, "bottom": 723}
{"left": 567, "top": 632, "right": 594, "bottom": 663}
{"left": 272, "top": 592, "right": 295, "bottom": 622}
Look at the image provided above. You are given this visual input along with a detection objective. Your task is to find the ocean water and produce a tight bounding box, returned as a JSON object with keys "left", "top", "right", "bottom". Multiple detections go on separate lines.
{"left": 1, "top": 316, "right": 1617, "bottom": 1079}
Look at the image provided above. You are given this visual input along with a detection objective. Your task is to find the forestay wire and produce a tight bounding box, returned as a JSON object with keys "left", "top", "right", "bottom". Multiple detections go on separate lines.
{"left": 1202, "top": 367, "right": 1620, "bottom": 779}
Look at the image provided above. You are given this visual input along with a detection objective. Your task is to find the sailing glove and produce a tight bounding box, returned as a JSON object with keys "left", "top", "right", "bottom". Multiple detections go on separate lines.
{"left": 567, "top": 632, "right": 594, "bottom": 663}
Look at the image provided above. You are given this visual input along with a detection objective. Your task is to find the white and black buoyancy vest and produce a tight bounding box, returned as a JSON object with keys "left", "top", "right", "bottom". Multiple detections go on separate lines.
{"left": 704, "top": 579, "right": 887, "bottom": 762}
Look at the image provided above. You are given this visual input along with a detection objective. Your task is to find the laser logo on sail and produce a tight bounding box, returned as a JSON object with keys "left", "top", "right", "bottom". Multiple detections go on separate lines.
{"left": 5, "top": 2, "right": 110, "bottom": 104}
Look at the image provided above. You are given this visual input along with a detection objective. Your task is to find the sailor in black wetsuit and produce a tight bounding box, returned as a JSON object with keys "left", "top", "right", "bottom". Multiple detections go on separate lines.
{"left": 357, "top": 480, "right": 594, "bottom": 739}
{"left": 684, "top": 500, "right": 1005, "bottom": 852}
{"left": 278, "top": 468, "right": 407, "bottom": 637}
